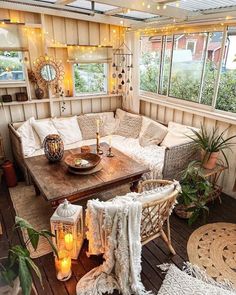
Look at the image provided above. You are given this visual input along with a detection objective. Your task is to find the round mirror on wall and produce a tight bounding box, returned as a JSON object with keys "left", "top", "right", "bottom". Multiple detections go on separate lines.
{"left": 33, "top": 55, "right": 65, "bottom": 88}
{"left": 40, "top": 64, "right": 57, "bottom": 82}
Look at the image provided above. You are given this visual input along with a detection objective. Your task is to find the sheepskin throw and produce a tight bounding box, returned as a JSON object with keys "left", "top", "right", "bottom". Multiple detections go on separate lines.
{"left": 76, "top": 196, "right": 151, "bottom": 295}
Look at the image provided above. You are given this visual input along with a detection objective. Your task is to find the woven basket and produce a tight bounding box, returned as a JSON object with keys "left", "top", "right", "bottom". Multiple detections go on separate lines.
{"left": 174, "top": 204, "right": 193, "bottom": 219}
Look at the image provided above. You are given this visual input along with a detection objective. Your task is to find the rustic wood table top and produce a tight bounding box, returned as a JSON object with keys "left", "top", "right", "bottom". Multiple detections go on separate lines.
{"left": 25, "top": 142, "right": 149, "bottom": 207}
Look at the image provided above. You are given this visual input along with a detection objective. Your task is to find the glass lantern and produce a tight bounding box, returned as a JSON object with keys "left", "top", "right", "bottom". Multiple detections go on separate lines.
{"left": 50, "top": 199, "right": 84, "bottom": 280}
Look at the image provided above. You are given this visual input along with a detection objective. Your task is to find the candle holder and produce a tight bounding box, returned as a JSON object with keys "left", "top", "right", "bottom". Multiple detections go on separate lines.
{"left": 107, "top": 146, "right": 114, "bottom": 157}
{"left": 96, "top": 132, "right": 103, "bottom": 155}
{"left": 55, "top": 249, "right": 72, "bottom": 281}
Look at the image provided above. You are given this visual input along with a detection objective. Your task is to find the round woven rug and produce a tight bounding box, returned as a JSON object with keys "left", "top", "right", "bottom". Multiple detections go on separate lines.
{"left": 187, "top": 222, "right": 236, "bottom": 287}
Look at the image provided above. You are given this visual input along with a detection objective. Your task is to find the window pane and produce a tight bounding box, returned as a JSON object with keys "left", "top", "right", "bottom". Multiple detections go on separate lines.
{"left": 0, "top": 51, "right": 24, "bottom": 81}
{"left": 169, "top": 33, "right": 207, "bottom": 102}
{"left": 73, "top": 63, "right": 107, "bottom": 95}
{"left": 139, "top": 36, "right": 161, "bottom": 93}
{"left": 201, "top": 32, "right": 223, "bottom": 106}
{"left": 159, "top": 35, "right": 172, "bottom": 95}
{"left": 216, "top": 27, "right": 236, "bottom": 113}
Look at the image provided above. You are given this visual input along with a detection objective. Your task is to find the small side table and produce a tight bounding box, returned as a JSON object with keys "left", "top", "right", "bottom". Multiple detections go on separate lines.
{"left": 200, "top": 164, "right": 228, "bottom": 203}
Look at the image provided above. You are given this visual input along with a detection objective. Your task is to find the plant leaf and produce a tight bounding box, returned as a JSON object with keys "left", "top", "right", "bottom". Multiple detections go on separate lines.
{"left": 18, "top": 256, "right": 32, "bottom": 295}
{"left": 25, "top": 257, "right": 43, "bottom": 287}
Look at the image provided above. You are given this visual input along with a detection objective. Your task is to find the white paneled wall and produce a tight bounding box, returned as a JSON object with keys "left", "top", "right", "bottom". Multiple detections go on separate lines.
{"left": 140, "top": 98, "right": 236, "bottom": 199}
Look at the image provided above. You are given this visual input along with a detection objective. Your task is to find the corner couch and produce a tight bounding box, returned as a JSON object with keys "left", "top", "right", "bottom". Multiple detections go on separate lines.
{"left": 8, "top": 108, "right": 198, "bottom": 184}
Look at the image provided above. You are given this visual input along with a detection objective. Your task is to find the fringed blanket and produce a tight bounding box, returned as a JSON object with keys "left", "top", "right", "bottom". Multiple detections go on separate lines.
{"left": 76, "top": 195, "right": 152, "bottom": 295}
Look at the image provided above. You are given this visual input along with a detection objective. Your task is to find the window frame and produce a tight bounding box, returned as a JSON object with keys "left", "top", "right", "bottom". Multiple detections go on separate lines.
{"left": 138, "top": 26, "right": 236, "bottom": 118}
{"left": 72, "top": 62, "right": 108, "bottom": 97}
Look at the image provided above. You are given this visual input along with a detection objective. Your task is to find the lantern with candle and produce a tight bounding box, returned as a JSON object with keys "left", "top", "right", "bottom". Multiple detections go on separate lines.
{"left": 43, "top": 134, "right": 64, "bottom": 162}
{"left": 50, "top": 199, "right": 84, "bottom": 280}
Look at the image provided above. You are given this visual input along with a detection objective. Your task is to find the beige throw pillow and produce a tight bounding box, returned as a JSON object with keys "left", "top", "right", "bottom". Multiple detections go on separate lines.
{"left": 115, "top": 115, "right": 142, "bottom": 138}
{"left": 139, "top": 121, "right": 168, "bottom": 147}
{"left": 78, "top": 115, "right": 105, "bottom": 140}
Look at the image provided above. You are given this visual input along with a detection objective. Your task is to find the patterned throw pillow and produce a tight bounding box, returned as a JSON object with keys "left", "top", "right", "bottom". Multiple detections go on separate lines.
{"left": 157, "top": 264, "right": 235, "bottom": 295}
{"left": 77, "top": 115, "right": 105, "bottom": 140}
{"left": 115, "top": 115, "right": 142, "bottom": 138}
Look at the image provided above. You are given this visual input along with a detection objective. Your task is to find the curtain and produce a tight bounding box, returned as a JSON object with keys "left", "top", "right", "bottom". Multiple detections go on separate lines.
{"left": 0, "top": 24, "right": 27, "bottom": 49}
{"left": 67, "top": 46, "right": 112, "bottom": 63}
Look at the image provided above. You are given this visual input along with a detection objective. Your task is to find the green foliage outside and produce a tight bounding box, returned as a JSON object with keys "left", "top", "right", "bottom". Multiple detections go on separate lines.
{"left": 0, "top": 51, "right": 23, "bottom": 74}
{"left": 74, "top": 63, "right": 105, "bottom": 94}
{"left": 140, "top": 52, "right": 236, "bottom": 113}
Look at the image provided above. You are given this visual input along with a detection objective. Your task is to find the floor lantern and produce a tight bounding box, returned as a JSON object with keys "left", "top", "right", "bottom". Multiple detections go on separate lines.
{"left": 50, "top": 199, "right": 84, "bottom": 281}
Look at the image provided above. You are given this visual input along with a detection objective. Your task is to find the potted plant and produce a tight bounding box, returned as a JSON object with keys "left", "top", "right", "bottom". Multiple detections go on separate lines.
{"left": 0, "top": 216, "right": 58, "bottom": 295}
{"left": 189, "top": 125, "right": 236, "bottom": 169}
{"left": 175, "top": 161, "right": 213, "bottom": 225}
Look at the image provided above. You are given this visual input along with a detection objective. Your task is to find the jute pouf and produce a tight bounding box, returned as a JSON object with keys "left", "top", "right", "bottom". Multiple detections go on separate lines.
{"left": 187, "top": 222, "right": 236, "bottom": 287}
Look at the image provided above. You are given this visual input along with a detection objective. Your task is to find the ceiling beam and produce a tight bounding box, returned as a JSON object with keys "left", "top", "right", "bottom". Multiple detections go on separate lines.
{"left": 105, "top": 8, "right": 128, "bottom": 16}
{"left": 55, "top": 0, "right": 75, "bottom": 5}
{"left": 0, "top": 0, "right": 140, "bottom": 26}
{"left": 87, "top": 0, "right": 190, "bottom": 19}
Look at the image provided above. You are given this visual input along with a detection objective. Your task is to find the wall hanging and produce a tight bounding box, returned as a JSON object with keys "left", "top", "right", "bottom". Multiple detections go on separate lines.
{"left": 112, "top": 42, "right": 133, "bottom": 104}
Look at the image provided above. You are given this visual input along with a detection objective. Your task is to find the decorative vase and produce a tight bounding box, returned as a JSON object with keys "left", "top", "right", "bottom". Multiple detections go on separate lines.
{"left": 35, "top": 87, "right": 44, "bottom": 99}
{"left": 43, "top": 134, "right": 64, "bottom": 162}
{"left": 201, "top": 150, "right": 219, "bottom": 170}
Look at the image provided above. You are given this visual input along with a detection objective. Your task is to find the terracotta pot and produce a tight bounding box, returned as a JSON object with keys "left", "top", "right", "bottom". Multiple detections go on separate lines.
{"left": 201, "top": 150, "right": 219, "bottom": 170}
{"left": 35, "top": 87, "right": 44, "bottom": 99}
{"left": 2, "top": 160, "right": 17, "bottom": 187}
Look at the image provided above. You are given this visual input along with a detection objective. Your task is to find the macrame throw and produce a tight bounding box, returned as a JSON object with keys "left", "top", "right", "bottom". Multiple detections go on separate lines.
{"left": 76, "top": 196, "right": 152, "bottom": 295}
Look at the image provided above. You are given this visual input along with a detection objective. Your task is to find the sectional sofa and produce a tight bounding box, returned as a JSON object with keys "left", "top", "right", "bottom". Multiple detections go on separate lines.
{"left": 8, "top": 108, "right": 199, "bottom": 184}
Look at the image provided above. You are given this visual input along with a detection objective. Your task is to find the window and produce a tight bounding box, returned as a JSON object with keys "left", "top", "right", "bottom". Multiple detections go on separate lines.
{"left": 169, "top": 33, "right": 207, "bottom": 102}
{"left": 73, "top": 63, "right": 107, "bottom": 95}
{"left": 216, "top": 27, "right": 236, "bottom": 113}
{"left": 186, "top": 40, "right": 197, "bottom": 54}
{"left": 139, "top": 36, "right": 161, "bottom": 93}
{"left": 139, "top": 27, "right": 236, "bottom": 115}
{"left": 0, "top": 51, "right": 24, "bottom": 82}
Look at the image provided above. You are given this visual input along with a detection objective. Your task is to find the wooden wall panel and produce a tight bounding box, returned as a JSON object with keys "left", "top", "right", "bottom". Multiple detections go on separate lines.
{"left": 78, "top": 20, "right": 89, "bottom": 45}
{"left": 52, "top": 16, "right": 66, "bottom": 45}
{"left": 140, "top": 98, "right": 236, "bottom": 198}
{"left": 89, "top": 22, "right": 100, "bottom": 45}
{"left": 65, "top": 18, "right": 78, "bottom": 45}
{"left": 99, "top": 24, "right": 110, "bottom": 46}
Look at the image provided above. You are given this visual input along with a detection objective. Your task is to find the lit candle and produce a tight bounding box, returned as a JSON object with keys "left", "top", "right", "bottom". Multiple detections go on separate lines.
{"left": 64, "top": 233, "right": 73, "bottom": 251}
{"left": 67, "top": 79, "right": 70, "bottom": 90}
{"left": 109, "top": 135, "right": 112, "bottom": 148}
{"left": 55, "top": 250, "right": 71, "bottom": 280}
{"left": 60, "top": 256, "right": 71, "bottom": 277}
{"left": 96, "top": 119, "right": 100, "bottom": 133}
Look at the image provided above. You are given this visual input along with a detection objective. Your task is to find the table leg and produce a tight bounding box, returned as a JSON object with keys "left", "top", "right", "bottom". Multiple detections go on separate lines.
{"left": 130, "top": 180, "right": 139, "bottom": 192}
{"left": 33, "top": 182, "right": 40, "bottom": 196}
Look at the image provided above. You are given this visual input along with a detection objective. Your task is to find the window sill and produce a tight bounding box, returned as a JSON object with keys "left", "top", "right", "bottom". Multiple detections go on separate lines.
{"left": 139, "top": 92, "right": 236, "bottom": 125}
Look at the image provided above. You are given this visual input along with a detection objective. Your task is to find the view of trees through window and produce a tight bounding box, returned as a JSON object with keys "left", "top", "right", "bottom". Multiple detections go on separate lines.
{"left": 0, "top": 51, "right": 24, "bottom": 81}
{"left": 140, "top": 27, "right": 236, "bottom": 113}
{"left": 73, "top": 63, "right": 107, "bottom": 95}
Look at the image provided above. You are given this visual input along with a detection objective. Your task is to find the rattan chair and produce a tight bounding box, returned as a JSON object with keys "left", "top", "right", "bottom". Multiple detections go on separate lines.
{"left": 138, "top": 179, "right": 180, "bottom": 255}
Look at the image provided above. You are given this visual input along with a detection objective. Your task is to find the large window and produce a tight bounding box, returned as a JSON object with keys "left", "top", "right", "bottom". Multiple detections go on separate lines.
{"left": 139, "top": 26, "right": 236, "bottom": 114}
{"left": 73, "top": 63, "right": 107, "bottom": 95}
{"left": 140, "top": 36, "right": 161, "bottom": 93}
{"left": 0, "top": 51, "right": 24, "bottom": 82}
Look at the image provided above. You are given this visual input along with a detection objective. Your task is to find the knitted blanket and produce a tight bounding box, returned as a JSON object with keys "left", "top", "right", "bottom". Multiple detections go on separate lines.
{"left": 76, "top": 195, "right": 152, "bottom": 295}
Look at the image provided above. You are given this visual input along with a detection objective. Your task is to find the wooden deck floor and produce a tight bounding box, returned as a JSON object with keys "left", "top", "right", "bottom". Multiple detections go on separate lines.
{"left": 0, "top": 180, "right": 236, "bottom": 295}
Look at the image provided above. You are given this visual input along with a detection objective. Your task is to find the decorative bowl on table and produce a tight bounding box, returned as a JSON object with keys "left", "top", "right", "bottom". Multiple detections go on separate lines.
{"left": 64, "top": 153, "right": 101, "bottom": 171}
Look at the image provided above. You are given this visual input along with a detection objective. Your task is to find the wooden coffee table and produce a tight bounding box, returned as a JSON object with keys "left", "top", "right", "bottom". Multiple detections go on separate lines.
{"left": 25, "top": 143, "right": 149, "bottom": 208}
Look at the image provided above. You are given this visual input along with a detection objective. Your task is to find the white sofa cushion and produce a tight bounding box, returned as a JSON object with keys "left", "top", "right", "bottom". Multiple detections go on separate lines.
{"left": 78, "top": 114, "right": 106, "bottom": 139}
{"left": 31, "top": 118, "right": 59, "bottom": 146}
{"left": 17, "top": 117, "right": 37, "bottom": 157}
{"left": 52, "top": 116, "right": 82, "bottom": 145}
{"left": 157, "top": 264, "right": 235, "bottom": 295}
{"left": 115, "top": 108, "right": 140, "bottom": 120}
{"left": 87, "top": 112, "right": 118, "bottom": 135}
{"left": 139, "top": 121, "right": 168, "bottom": 147}
{"left": 138, "top": 183, "right": 176, "bottom": 203}
{"left": 161, "top": 121, "right": 199, "bottom": 148}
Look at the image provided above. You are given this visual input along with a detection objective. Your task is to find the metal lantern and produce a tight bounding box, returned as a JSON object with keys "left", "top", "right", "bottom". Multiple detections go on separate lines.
{"left": 43, "top": 134, "right": 64, "bottom": 162}
{"left": 50, "top": 199, "right": 84, "bottom": 280}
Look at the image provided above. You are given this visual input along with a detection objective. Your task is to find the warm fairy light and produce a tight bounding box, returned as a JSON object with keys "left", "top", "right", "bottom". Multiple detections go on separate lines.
{"left": 163, "top": 4, "right": 167, "bottom": 9}
{"left": 120, "top": 20, "right": 124, "bottom": 25}
{"left": 157, "top": 5, "right": 160, "bottom": 10}
{"left": 147, "top": 4, "right": 150, "bottom": 8}
{"left": 142, "top": 1, "right": 145, "bottom": 6}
